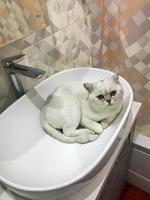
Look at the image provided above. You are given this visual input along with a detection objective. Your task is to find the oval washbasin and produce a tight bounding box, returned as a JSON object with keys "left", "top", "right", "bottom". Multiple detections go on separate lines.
{"left": 0, "top": 68, "right": 133, "bottom": 199}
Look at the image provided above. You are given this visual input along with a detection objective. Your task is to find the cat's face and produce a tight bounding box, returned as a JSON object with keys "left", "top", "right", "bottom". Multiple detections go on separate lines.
{"left": 84, "top": 73, "right": 123, "bottom": 110}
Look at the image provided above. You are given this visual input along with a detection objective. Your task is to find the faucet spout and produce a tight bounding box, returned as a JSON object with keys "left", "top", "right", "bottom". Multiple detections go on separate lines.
{"left": 1, "top": 53, "right": 45, "bottom": 78}
{"left": 9, "top": 63, "right": 45, "bottom": 79}
{"left": 1, "top": 54, "right": 46, "bottom": 99}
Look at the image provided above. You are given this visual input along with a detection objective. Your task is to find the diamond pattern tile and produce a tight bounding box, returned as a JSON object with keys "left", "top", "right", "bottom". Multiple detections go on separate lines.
{"left": 90, "top": 0, "right": 150, "bottom": 136}
{"left": 0, "top": 0, "right": 46, "bottom": 47}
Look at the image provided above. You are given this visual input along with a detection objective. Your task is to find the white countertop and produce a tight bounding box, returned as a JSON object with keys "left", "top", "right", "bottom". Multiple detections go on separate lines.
{"left": 0, "top": 102, "right": 141, "bottom": 200}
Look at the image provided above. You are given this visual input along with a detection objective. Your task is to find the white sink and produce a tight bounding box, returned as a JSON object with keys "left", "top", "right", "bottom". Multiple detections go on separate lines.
{"left": 0, "top": 68, "right": 133, "bottom": 200}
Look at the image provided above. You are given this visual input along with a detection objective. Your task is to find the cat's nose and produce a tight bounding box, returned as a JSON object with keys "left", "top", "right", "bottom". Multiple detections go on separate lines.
{"left": 106, "top": 99, "right": 111, "bottom": 104}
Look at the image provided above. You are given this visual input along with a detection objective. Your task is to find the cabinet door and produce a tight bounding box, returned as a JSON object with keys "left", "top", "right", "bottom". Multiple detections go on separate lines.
{"left": 102, "top": 137, "right": 131, "bottom": 200}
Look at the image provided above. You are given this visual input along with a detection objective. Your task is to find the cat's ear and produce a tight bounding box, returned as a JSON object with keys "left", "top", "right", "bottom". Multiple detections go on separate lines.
{"left": 83, "top": 83, "right": 94, "bottom": 93}
{"left": 112, "top": 73, "right": 119, "bottom": 81}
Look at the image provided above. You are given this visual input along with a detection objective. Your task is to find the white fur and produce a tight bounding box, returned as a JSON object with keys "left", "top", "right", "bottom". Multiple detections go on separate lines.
{"left": 41, "top": 74, "right": 124, "bottom": 143}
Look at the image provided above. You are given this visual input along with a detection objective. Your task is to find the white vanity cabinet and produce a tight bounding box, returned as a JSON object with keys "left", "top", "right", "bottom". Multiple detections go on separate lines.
{"left": 98, "top": 134, "right": 132, "bottom": 200}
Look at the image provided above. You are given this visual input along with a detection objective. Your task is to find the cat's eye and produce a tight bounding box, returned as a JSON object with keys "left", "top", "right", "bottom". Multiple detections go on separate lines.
{"left": 110, "top": 90, "right": 116, "bottom": 96}
{"left": 97, "top": 95, "right": 104, "bottom": 100}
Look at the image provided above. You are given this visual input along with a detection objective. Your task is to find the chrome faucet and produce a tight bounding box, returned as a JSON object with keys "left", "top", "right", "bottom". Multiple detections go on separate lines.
{"left": 1, "top": 54, "right": 45, "bottom": 99}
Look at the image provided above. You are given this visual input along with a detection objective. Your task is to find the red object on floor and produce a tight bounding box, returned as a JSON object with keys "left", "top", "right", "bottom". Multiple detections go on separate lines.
{"left": 120, "top": 184, "right": 150, "bottom": 200}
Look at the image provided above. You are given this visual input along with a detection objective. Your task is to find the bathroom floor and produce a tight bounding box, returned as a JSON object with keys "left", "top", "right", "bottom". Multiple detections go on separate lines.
{"left": 120, "top": 184, "right": 150, "bottom": 200}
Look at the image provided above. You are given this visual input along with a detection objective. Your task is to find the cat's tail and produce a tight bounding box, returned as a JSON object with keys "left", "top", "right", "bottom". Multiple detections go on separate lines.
{"left": 42, "top": 121, "right": 98, "bottom": 144}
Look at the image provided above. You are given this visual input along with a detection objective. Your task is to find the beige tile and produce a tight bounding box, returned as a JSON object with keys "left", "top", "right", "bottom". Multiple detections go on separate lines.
{"left": 144, "top": 42, "right": 150, "bottom": 53}
{"left": 144, "top": 81, "right": 150, "bottom": 90}
{"left": 135, "top": 62, "right": 146, "bottom": 72}
{"left": 0, "top": 65, "right": 9, "bottom": 98}
{"left": 108, "top": 2, "right": 118, "bottom": 16}
{"left": 46, "top": 0, "right": 87, "bottom": 30}
{"left": 145, "top": 72, "right": 150, "bottom": 80}
{"left": 126, "top": 42, "right": 141, "bottom": 57}
{"left": 0, "top": 0, "right": 46, "bottom": 48}
{"left": 20, "top": 16, "right": 91, "bottom": 91}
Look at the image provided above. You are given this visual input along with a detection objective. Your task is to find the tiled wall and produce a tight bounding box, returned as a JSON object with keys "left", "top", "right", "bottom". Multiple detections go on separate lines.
{"left": 0, "top": 0, "right": 91, "bottom": 113}
{"left": 90, "top": 0, "right": 150, "bottom": 136}
{"left": 0, "top": 0, "right": 46, "bottom": 47}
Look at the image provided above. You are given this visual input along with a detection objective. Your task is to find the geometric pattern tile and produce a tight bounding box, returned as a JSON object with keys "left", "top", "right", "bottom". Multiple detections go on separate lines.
{"left": 22, "top": 16, "right": 91, "bottom": 91}
{"left": 0, "top": 8, "right": 91, "bottom": 114}
{"left": 0, "top": 0, "right": 90, "bottom": 52}
{"left": 46, "top": 0, "right": 90, "bottom": 29}
{"left": 0, "top": 0, "right": 46, "bottom": 47}
{"left": 90, "top": 0, "right": 150, "bottom": 136}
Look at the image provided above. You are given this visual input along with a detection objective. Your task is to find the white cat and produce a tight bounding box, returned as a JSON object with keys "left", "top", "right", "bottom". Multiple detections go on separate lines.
{"left": 41, "top": 73, "right": 124, "bottom": 144}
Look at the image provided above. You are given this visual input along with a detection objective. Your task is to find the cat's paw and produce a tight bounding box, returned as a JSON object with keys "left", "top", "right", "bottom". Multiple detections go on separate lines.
{"left": 75, "top": 132, "right": 98, "bottom": 144}
{"left": 64, "top": 132, "right": 79, "bottom": 137}
{"left": 84, "top": 129, "right": 96, "bottom": 135}
{"left": 101, "top": 121, "right": 109, "bottom": 129}
{"left": 87, "top": 134, "right": 99, "bottom": 142}
{"left": 93, "top": 125, "right": 103, "bottom": 134}
{"left": 75, "top": 134, "right": 88, "bottom": 143}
